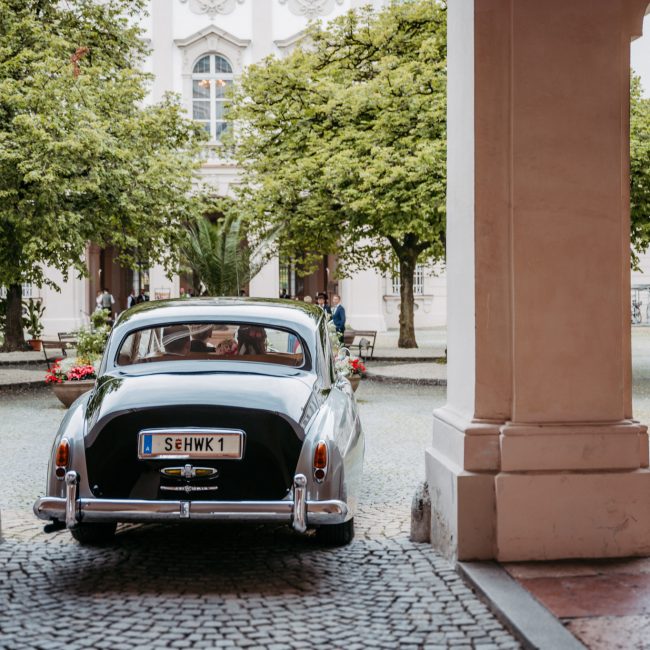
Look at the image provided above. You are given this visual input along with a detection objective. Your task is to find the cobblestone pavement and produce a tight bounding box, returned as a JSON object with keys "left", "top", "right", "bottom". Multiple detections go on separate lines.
{"left": 0, "top": 384, "right": 520, "bottom": 650}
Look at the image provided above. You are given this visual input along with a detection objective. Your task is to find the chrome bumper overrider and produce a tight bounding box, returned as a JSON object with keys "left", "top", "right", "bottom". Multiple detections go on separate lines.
{"left": 34, "top": 472, "right": 348, "bottom": 533}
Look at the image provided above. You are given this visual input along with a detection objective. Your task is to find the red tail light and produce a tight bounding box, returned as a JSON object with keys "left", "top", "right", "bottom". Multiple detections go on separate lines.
{"left": 314, "top": 441, "right": 328, "bottom": 469}
{"left": 313, "top": 441, "right": 328, "bottom": 481}
{"left": 56, "top": 438, "right": 70, "bottom": 468}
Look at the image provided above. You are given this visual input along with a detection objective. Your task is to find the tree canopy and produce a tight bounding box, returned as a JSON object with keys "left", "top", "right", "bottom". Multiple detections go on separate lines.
{"left": 0, "top": 0, "right": 206, "bottom": 349}
{"left": 180, "top": 214, "right": 262, "bottom": 297}
{"left": 631, "top": 74, "right": 650, "bottom": 266}
{"left": 228, "top": 0, "right": 447, "bottom": 347}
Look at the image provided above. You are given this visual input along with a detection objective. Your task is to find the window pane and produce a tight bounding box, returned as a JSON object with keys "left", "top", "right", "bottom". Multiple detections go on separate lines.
{"left": 193, "top": 55, "right": 210, "bottom": 74}
{"left": 414, "top": 266, "right": 424, "bottom": 295}
{"left": 215, "top": 101, "right": 229, "bottom": 120}
{"left": 215, "top": 121, "right": 229, "bottom": 139}
{"left": 197, "top": 121, "right": 210, "bottom": 136}
{"left": 193, "top": 100, "right": 210, "bottom": 120}
{"left": 117, "top": 323, "right": 304, "bottom": 367}
{"left": 192, "top": 79, "right": 210, "bottom": 98}
{"left": 214, "top": 55, "right": 233, "bottom": 74}
{"left": 215, "top": 79, "right": 233, "bottom": 99}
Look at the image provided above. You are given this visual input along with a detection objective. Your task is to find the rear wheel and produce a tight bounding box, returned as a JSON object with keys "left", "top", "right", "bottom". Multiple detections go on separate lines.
{"left": 315, "top": 518, "right": 354, "bottom": 546}
{"left": 70, "top": 522, "right": 116, "bottom": 545}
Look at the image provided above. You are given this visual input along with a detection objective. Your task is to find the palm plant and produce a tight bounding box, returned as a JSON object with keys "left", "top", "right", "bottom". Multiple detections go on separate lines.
{"left": 181, "top": 216, "right": 262, "bottom": 296}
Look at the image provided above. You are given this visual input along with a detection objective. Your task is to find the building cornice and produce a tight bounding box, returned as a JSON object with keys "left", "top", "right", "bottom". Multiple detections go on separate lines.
{"left": 274, "top": 29, "right": 308, "bottom": 53}
{"left": 174, "top": 25, "right": 251, "bottom": 51}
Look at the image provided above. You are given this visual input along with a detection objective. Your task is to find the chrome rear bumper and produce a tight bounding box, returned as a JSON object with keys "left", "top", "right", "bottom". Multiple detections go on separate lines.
{"left": 33, "top": 472, "right": 348, "bottom": 532}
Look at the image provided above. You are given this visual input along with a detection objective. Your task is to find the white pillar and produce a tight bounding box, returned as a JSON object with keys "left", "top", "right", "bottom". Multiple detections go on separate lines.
{"left": 427, "top": 0, "right": 650, "bottom": 562}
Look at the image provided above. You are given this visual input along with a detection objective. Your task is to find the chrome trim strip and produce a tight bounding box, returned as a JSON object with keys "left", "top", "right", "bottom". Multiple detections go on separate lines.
{"left": 159, "top": 485, "right": 219, "bottom": 492}
{"left": 292, "top": 474, "right": 307, "bottom": 533}
{"left": 64, "top": 471, "right": 79, "bottom": 529}
{"left": 34, "top": 496, "right": 348, "bottom": 526}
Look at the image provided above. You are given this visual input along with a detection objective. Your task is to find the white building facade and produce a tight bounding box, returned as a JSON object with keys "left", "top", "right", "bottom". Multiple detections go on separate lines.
{"left": 32, "top": 0, "right": 448, "bottom": 337}
{"left": 31, "top": 1, "right": 648, "bottom": 336}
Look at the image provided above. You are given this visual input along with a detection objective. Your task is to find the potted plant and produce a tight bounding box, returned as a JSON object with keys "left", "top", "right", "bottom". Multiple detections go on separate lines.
{"left": 45, "top": 358, "right": 98, "bottom": 407}
{"left": 22, "top": 299, "right": 45, "bottom": 351}
{"left": 76, "top": 310, "right": 111, "bottom": 360}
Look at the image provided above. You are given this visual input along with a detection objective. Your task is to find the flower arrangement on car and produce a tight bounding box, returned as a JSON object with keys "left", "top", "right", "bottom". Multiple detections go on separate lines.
{"left": 327, "top": 317, "right": 341, "bottom": 354}
{"left": 335, "top": 354, "right": 366, "bottom": 393}
{"left": 349, "top": 357, "right": 366, "bottom": 377}
{"left": 335, "top": 354, "right": 366, "bottom": 377}
{"left": 45, "top": 358, "right": 98, "bottom": 384}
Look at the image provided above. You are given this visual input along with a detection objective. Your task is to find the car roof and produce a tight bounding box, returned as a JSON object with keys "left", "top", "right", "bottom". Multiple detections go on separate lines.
{"left": 115, "top": 297, "right": 324, "bottom": 328}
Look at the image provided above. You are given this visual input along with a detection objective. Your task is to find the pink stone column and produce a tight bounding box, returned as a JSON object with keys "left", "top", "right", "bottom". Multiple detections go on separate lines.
{"left": 428, "top": 0, "right": 650, "bottom": 562}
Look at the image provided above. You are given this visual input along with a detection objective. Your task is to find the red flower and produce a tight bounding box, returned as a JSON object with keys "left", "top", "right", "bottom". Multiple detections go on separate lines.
{"left": 350, "top": 358, "right": 366, "bottom": 376}
{"left": 44, "top": 362, "right": 96, "bottom": 384}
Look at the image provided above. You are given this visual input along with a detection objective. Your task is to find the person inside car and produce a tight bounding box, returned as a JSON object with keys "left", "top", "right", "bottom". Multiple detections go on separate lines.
{"left": 189, "top": 325, "right": 216, "bottom": 353}
{"left": 162, "top": 325, "right": 191, "bottom": 357}
{"left": 237, "top": 325, "right": 267, "bottom": 355}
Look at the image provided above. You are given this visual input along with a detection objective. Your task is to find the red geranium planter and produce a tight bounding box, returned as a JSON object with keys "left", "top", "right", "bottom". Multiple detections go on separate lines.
{"left": 46, "top": 360, "right": 97, "bottom": 408}
{"left": 51, "top": 380, "right": 95, "bottom": 408}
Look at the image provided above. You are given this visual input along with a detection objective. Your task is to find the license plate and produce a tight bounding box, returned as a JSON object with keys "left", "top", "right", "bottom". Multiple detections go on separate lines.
{"left": 138, "top": 428, "right": 244, "bottom": 460}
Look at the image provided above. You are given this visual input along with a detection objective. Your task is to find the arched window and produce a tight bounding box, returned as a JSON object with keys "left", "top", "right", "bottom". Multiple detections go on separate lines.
{"left": 192, "top": 54, "right": 234, "bottom": 141}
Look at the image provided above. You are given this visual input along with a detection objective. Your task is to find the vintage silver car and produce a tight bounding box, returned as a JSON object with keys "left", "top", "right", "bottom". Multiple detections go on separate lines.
{"left": 34, "top": 298, "right": 364, "bottom": 546}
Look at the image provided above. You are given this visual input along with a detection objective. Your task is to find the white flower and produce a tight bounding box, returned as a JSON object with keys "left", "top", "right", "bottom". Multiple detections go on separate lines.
{"left": 335, "top": 357, "right": 351, "bottom": 377}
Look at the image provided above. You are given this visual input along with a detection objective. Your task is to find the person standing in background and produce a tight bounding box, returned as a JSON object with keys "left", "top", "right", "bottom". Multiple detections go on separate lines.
{"left": 101, "top": 288, "right": 115, "bottom": 318}
{"left": 127, "top": 289, "right": 137, "bottom": 309}
{"left": 331, "top": 294, "right": 346, "bottom": 340}
{"left": 316, "top": 292, "right": 331, "bottom": 315}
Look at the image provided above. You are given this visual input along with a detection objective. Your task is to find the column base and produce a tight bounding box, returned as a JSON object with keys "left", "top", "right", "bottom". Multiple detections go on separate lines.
{"left": 496, "top": 470, "right": 650, "bottom": 561}
{"left": 428, "top": 408, "right": 650, "bottom": 561}
{"left": 425, "top": 446, "right": 496, "bottom": 561}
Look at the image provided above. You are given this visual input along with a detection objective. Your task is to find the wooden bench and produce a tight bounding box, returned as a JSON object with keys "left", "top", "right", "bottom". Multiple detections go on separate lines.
{"left": 58, "top": 332, "right": 78, "bottom": 352}
{"left": 41, "top": 332, "right": 78, "bottom": 369}
{"left": 344, "top": 330, "right": 377, "bottom": 360}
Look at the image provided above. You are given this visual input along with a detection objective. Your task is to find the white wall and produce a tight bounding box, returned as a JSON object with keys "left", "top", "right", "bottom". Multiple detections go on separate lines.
{"left": 632, "top": 13, "right": 650, "bottom": 97}
{"left": 340, "top": 270, "right": 387, "bottom": 331}
{"left": 249, "top": 257, "right": 279, "bottom": 297}
{"left": 444, "top": 0, "right": 475, "bottom": 418}
{"left": 40, "top": 270, "right": 87, "bottom": 337}
{"left": 149, "top": 264, "right": 178, "bottom": 300}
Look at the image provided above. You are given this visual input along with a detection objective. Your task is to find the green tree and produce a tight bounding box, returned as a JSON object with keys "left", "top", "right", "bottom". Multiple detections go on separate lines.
{"left": 228, "top": 1, "right": 446, "bottom": 347}
{"left": 631, "top": 74, "right": 650, "bottom": 266}
{"left": 0, "top": 0, "right": 206, "bottom": 350}
{"left": 180, "top": 214, "right": 262, "bottom": 297}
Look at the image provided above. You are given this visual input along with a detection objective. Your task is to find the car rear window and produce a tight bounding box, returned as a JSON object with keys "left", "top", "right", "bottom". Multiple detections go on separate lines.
{"left": 117, "top": 323, "right": 304, "bottom": 368}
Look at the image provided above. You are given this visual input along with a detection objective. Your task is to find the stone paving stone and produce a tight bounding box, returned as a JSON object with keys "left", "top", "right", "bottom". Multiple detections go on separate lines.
{"left": 0, "top": 384, "right": 521, "bottom": 649}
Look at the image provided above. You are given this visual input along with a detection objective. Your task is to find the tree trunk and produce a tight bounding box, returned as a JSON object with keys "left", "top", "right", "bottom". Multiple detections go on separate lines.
{"left": 398, "top": 253, "right": 418, "bottom": 348}
{"left": 2, "top": 284, "right": 25, "bottom": 351}
{"left": 192, "top": 270, "right": 202, "bottom": 297}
